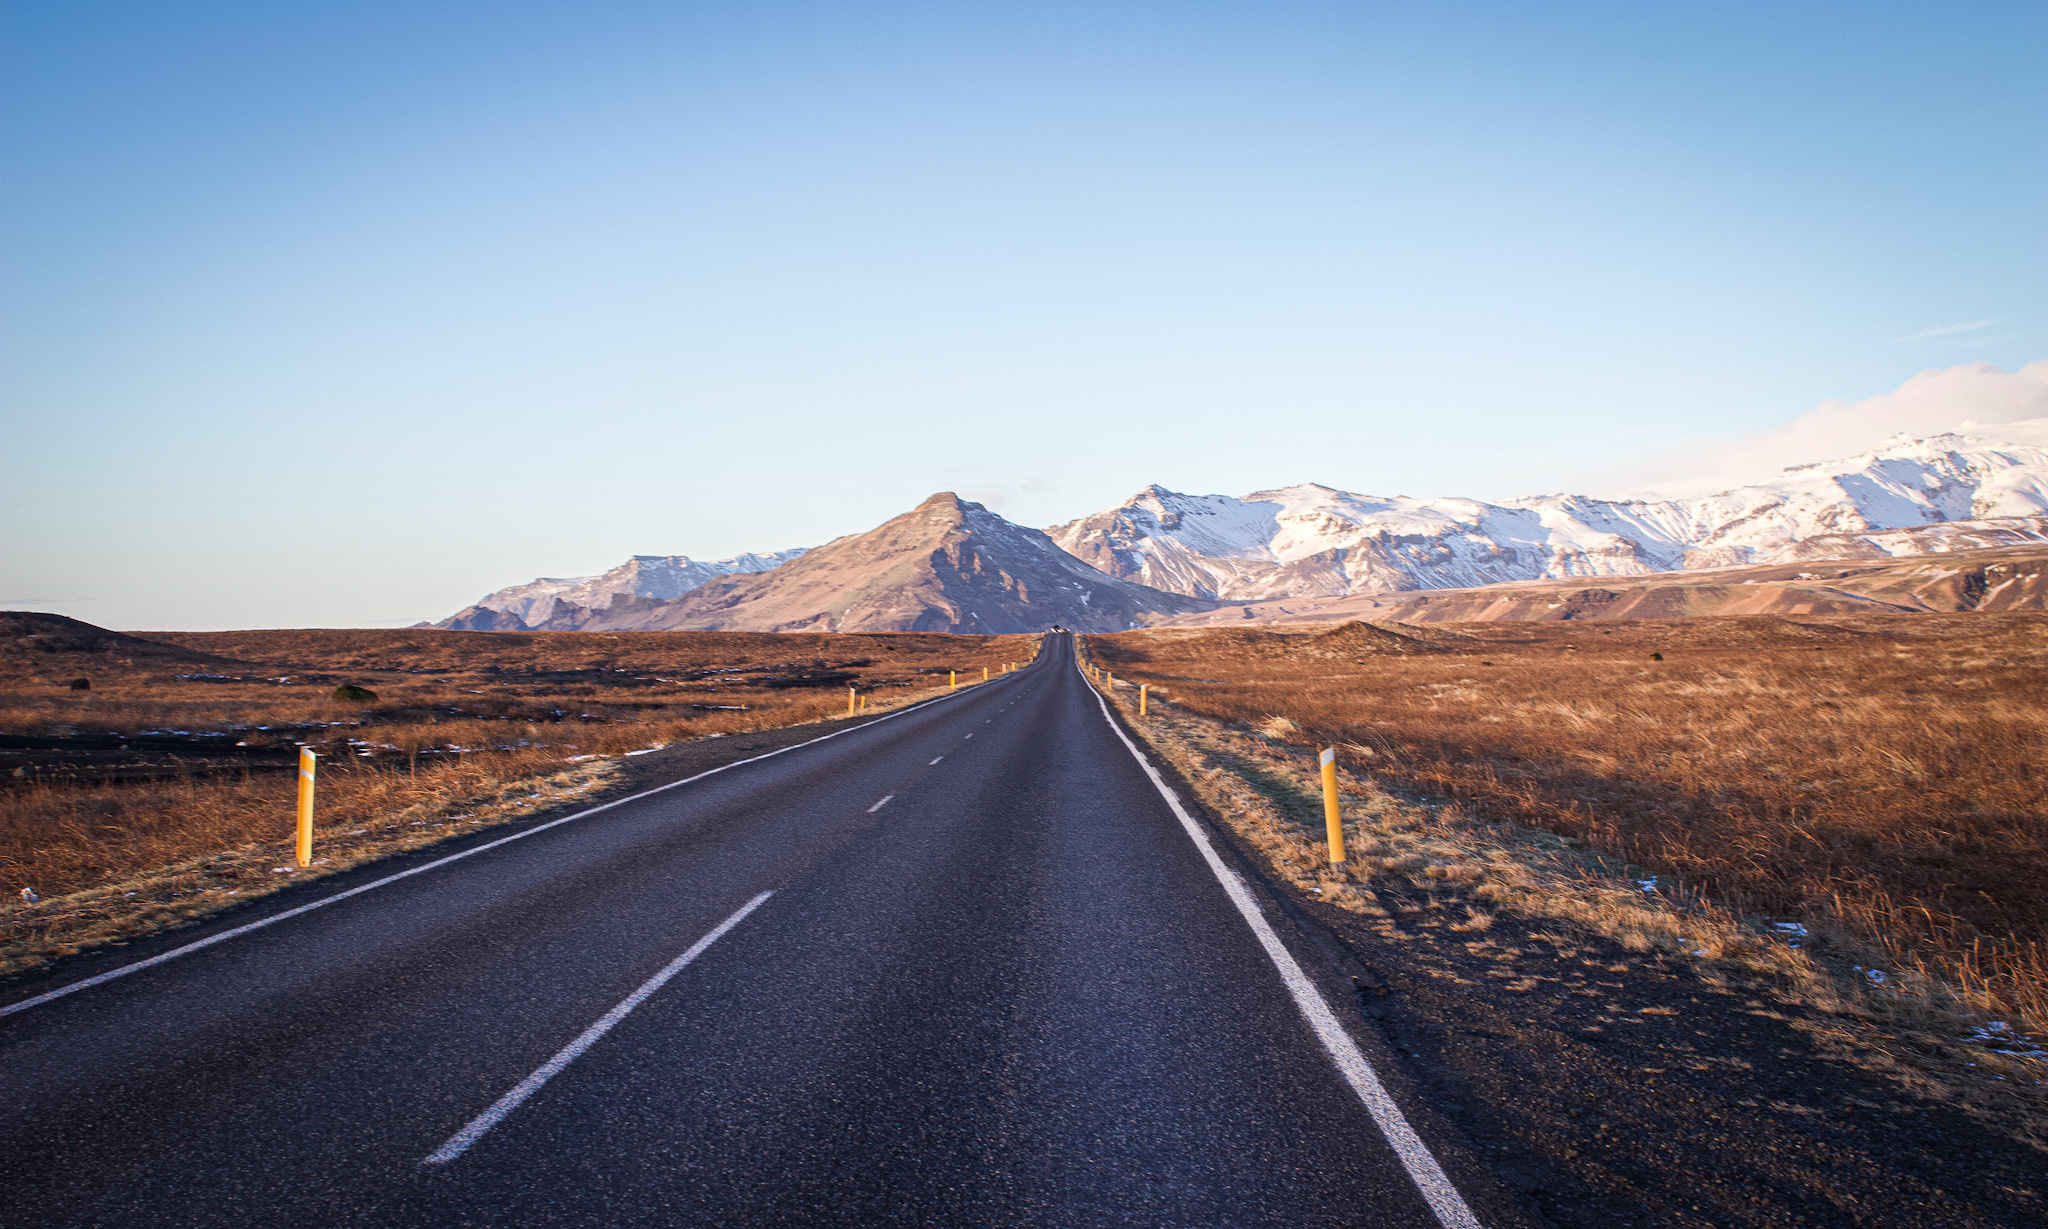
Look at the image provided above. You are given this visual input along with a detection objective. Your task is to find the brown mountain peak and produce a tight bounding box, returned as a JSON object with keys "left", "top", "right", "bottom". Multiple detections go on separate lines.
{"left": 546, "top": 494, "right": 1216, "bottom": 633}
{"left": 911, "top": 491, "right": 982, "bottom": 520}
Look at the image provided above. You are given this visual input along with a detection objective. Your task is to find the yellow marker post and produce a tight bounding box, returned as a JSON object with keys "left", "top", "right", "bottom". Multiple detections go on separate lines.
{"left": 849, "top": 687, "right": 857, "bottom": 717}
{"left": 949, "top": 670, "right": 957, "bottom": 690}
{"left": 1139, "top": 684, "right": 1148, "bottom": 715}
{"left": 983, "top": 666, "right": 989, "bottom": 681}
{"left": 295, "top": 747, "right": 318, "bottom": 868}
{"left": 1319, "top": 747, "right": 1346, "bottom": 864}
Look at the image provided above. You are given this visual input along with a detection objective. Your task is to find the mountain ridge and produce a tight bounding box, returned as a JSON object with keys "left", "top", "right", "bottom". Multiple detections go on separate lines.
{"left": 1047, "top": 420, "right": 2048, "bottom": 601}
{"left": 526, "top": 493, "right": 1212, "bottom": 634}
{"left": 434, "top": 550, "right": 806, "bottom": 631}
{"left": 426, "top": 418, "right": 2048, "bottom": 631}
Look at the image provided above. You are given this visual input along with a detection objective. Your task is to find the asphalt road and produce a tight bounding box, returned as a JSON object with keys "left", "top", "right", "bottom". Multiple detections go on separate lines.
{"left": 0, "top": 633, "right": 1494, "bottom": 1227}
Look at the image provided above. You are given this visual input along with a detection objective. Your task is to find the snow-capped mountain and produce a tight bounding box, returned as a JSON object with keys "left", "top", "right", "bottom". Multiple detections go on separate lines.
{"left": 1049, "top": 421, "right": 2048, "bottom": 600}
{"left": 560, "top": 493, "right": 1212, "bottom": 634}
{"left": 436, "top": 550, "right": 807, "bottom": 631}
{"left": 427, "top": 419, "right": 2048, "bottom": 632}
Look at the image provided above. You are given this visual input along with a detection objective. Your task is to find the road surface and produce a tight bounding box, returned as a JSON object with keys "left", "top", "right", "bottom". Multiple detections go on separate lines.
{"left": 0, "top": 633, "right": 1494, "bottom": 1226}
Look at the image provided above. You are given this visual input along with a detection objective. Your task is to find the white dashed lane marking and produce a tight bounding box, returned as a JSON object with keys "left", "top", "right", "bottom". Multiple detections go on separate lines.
{"left": 423, "top": 891, "right": 774, "bottom": 1165}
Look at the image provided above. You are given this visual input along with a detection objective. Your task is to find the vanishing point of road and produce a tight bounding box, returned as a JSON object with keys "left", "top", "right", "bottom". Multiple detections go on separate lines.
{"left": 0, "top": 633, "right": 1510, "bottom": 1227}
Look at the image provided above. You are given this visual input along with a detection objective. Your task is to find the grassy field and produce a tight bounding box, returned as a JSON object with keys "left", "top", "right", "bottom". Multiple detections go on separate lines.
{"left": 1084, "top": 612, "right": 2048, "bottom": 1036}
{"left": 1, "top": 615, "right": 1034, "bottom": 969}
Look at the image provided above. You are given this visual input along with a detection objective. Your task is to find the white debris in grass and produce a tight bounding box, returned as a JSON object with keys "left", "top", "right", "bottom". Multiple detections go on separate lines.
{"left": 1634, "top": 878, "right": 1658, "bottom": 893}
{"left": 1963, "top": 1021, "right": 2048, "bottom": 1056}
{"left": 1771, "top": 921, "right": 1808, "bottom": 947}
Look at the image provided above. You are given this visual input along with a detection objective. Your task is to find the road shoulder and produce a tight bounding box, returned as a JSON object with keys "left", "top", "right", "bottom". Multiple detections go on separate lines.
{"left": 1085, "top": 677, "right": 1542, "bottom": 1229}
{"left": 0, "top": 700, "right": 956, "bottom": 1009}
{"left": 1101, "top": 687, "right": 2048, "bottom": 1228}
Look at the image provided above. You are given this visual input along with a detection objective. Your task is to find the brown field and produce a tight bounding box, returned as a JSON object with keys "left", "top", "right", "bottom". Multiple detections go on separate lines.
{"left": 1085, "top": 612, "right": 2048, "bottom": 1033}
{"left": 1, "top": 614, "right": 1033, "bottom": 968}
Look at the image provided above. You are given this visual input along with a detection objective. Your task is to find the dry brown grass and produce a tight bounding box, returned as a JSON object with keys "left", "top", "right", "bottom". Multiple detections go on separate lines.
{"left": 1085, "top": 613, "right": 2048, "bottom": 1041}
{"left": 2, "top": 758, "right": 619, "bottom": 976}
{"left": 2, "top": 618, "right": 1036, "bottom": 971}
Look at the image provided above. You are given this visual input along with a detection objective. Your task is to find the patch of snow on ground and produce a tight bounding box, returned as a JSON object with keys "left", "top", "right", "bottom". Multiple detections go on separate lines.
{"left": 1771, "top": 921, "right": 1809, "bottom": 947}
{"left": 1963, "top": 1021, "right": 2048, "bottom": 1056}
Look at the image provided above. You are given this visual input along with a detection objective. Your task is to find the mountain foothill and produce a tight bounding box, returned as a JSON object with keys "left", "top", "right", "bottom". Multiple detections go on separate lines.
{"left": 433, "top": 420, "right": 2048, "bottom": 634}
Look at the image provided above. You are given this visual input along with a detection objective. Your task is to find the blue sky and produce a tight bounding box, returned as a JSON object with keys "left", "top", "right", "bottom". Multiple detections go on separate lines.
{"left": 4, "top": 1, "right": 2042, "bottom": 628}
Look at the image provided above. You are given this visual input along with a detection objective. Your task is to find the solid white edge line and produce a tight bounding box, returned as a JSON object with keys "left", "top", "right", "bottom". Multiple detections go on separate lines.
{"left": 1087, "top": 683, "right": 1483, "bottom": 1229}
{"left": 867, "top": 795, "right": 893, "bottom": 813}
{"left": 0, "top": 677, "right": 1011, "bottom": 1021}
{"left": 422, "top": 890, "right": 773, "bottom": 1164}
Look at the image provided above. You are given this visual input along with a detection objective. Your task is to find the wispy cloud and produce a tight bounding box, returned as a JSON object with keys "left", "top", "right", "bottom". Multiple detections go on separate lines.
{"left": 1588, "top": 360, "right": 2048, "bottom": 498}
{"left": 960, "top": 477, "right": 1058, "bottom": 512}
{"left": 1894, "top": 319, "right": 1994, "bottom": 343}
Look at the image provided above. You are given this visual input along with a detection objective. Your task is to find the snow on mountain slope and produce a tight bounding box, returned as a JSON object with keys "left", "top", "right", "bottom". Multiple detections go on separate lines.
{"left": 557, "top": 493, "right": 1211, "bottom": 634}
{"left": 1050, "top": 421, "right": 2048, "bottom": 599}
{"left": 436, "top": 550, "right": 806, "bottom": 631}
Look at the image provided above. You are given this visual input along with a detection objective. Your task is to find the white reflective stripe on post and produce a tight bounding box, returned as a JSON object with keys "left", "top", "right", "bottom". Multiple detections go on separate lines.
{"left": 1319, "top": 747, "right": 1335, "bottom": 767}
